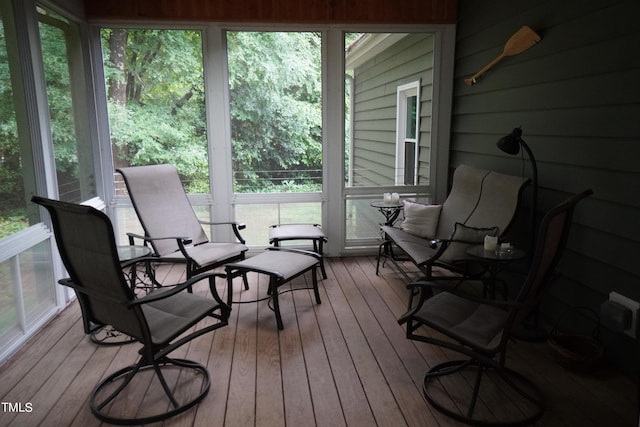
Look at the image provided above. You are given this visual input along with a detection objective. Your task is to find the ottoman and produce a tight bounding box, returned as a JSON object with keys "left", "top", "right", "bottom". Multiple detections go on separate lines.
{"left": 268, "top": 224, "right": 327, "bottom": 279}
{"left": 225, "top": 248, "right": 321, "bottom": 329}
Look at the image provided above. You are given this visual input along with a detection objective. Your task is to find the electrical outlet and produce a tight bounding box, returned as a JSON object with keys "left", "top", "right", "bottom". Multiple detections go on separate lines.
{"left": 609, "top": 292, "right": 640, "bottom": 338}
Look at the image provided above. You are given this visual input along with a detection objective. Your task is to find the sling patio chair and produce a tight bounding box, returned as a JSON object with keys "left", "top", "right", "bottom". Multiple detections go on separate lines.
{"left": 398, "top": 189, "right": 593, "bottom": 425}
{"left": 32, "top": 196, "right": 231, "bottom": 425}
{"left": 118, "top": 164, "right": 249, "bottom": 296}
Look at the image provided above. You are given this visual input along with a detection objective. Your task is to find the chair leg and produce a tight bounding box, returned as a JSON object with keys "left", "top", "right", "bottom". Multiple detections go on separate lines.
{"left": 270, "top": 277, "right": 284, "bottom": 330}
{"left": 376, "top": 241, "right": 389, "bottom": 275}
{"left": 312, "top": 265, "right": 321, "bottom": 304}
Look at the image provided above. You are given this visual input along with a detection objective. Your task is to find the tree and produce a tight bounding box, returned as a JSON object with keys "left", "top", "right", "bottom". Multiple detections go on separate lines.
{"left": 102, "top": 30, "right": 323, "bottom": 194}
{"left": 103, "top": 29, "right": 209, "bottom": 191}
{"left": 227, "top": 31, "right": 322, "bottom": 192}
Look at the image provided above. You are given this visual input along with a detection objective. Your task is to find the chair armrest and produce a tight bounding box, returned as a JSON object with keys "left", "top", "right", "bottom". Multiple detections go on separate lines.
{"left": 198, "top": 220, "right": 247, "bottom": 244}
{"left": 131, "top": 271, "right": 230, "bottom": 311}
{"left": 127, "top": 232, "right": 193, "bottom": 247}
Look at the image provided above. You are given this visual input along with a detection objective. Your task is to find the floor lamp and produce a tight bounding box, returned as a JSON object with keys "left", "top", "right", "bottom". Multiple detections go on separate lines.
{"left": 497, "top": 127, "right": 545, "bottom": 340}
{"left": 497, "top": 127, "right": 538, "bottom": 255}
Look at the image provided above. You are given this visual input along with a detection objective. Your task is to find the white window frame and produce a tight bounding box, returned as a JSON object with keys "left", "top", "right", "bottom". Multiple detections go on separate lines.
{"left": 395, "top": 80, "right": 421, "bottom": 186}
{"left": 94, "top": 23, "right": 455, "bottom": 257}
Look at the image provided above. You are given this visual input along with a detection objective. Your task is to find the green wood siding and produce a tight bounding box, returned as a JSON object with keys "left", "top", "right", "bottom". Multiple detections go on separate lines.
{"left": 351, "top": 33, "right": 435, "bottom": 186}
{"left": 452, "top": 0, "right": 640, "bottom": 376}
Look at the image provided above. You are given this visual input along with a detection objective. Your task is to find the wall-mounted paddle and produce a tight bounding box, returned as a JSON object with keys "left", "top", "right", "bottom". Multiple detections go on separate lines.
{"left": 465, "top": 26, "right": 541, "bottom": 86}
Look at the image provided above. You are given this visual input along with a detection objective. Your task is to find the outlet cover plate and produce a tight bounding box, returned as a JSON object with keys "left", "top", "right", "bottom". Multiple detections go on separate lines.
{"left": 609, "top": 292, "right": 639, "bottom": 338}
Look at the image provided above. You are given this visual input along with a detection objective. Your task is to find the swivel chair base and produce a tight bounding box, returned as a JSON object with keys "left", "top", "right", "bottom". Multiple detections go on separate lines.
{"left": 423, "top": 359, "right": 544, "bottom": 426}
{"left": 91, "top": 357, "right": 210, "bottom": 425}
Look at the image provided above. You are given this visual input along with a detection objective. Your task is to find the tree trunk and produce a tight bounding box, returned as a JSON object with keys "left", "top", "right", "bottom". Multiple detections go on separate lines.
{"left": 107, "top": 29, "right": 129, "bottom": 170}
{"left": 107, "top": 29, "right": 127, "bottom": 105}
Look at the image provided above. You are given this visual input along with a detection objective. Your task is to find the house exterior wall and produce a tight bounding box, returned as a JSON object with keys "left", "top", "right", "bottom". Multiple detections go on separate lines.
{"left": 451, "top": 0, "right": 640, "bottom": 376}
{"left": 351, "top": 33, "right": 435, "bottom": 187}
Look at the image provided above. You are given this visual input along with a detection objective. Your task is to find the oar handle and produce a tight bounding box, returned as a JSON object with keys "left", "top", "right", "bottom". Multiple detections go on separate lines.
{"left": 464, "top": 53, "right": 505, "bottom": 86}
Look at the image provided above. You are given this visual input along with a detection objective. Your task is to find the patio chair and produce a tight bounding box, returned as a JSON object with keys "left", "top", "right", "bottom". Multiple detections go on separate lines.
{"left": 32, "top": 196, "right": 231, "bottom": 425}
{"left": 118, "top": 164, "right": 248, "bottom": 292}
{"left": 398, "top": 189, "right": 593, "bottom": 425}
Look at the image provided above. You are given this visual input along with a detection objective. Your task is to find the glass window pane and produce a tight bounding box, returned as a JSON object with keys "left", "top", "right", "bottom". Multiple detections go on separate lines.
{"left": 0, "top": 7, "right": 35, "bottom": 239}
{"left": 38, "top": 7, "right": 96, "bottom": 202}
{"left": 405, "top": 95, "right": 417, "bottom": 139}
{"left": 227, "top": 31, "right": 322, "bottom": 194}
{"left": 0, "top": 242, "right": 55, "bottom": 348}
{"left": 236, "top": 202, "right": 321, "bottom": 246}
{"left": 101, "top": 29, "right": 208, "bottom": 193}
{"left": 345, "top": 32, "right": 434, "bottom": 188}
{"left": 20, "top": 242, "right": 56, "bottom": 321}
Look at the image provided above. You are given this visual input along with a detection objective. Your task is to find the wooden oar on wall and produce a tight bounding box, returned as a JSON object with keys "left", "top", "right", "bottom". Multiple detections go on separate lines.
{"left": 465, "top": 26, "right": 541, "bottom": 86}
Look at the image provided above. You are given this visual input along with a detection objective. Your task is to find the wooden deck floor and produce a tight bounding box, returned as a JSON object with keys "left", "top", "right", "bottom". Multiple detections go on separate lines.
{"left": 0, "top": 256, "right": 636, "bottom": 426}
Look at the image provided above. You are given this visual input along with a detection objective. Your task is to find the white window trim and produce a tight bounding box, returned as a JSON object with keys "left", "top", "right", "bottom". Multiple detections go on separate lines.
{"left": 91, "top": 23, "right": 455, "bottom": 256}
{"left": 395, "top": 80, "right": 421, "bottom": 186}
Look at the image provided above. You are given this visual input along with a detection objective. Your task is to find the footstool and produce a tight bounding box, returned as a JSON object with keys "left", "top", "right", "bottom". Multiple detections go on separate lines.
{"left": 269, "top": 224, "right": 327, "bottom": 279}
{"left": 225, "top": 248, "right": 321, "bottom": 330}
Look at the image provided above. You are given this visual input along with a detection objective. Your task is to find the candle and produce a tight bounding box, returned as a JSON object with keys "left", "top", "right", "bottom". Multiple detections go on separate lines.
{"left": 484, "top": 235, "right": 498, "bottom": 251}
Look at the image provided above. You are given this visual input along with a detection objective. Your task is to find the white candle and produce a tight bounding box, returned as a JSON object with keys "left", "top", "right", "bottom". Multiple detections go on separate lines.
{"left": 484, "top": 235, "right": 498, "bottom": 251}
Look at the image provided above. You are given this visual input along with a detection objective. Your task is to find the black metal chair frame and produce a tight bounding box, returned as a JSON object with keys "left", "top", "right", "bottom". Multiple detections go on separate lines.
{"left": 398, "top": 189, "right": 593, "bottom": 426}
{"left": 117, "top": 164, "right": 249, "bottom": 291}
{"left": 33, "top": 196, "right": 231, "bottom": 425}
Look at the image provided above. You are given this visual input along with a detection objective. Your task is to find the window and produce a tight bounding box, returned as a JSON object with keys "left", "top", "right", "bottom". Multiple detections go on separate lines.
{"left": 101, "top": 28, "right": 208, "bottom": 192}
{"left": 0, "top": 5, "right": 33, "bottom": 239}
{"left": 345, "top": 33, "right": 433, "bottom": 189}
{"left": 38, "top": 7, "right": 96, "bottom": 202}
{"left": 98, "top": 25, "right": 454, "bottom": 252}
{"left": 227, "top": 31, "right": 322, "bottom": 195}
{"left": 227, "top": 31, "right": 323, "bottom": 246}
{"left": 101, "top": 28, "right": 209, "bottom": 243}
{"left": 396, "top": 80, "right": 420, "bottom": 185}
{"left": 343, "top": 32, "right": 444, "bottom": 247}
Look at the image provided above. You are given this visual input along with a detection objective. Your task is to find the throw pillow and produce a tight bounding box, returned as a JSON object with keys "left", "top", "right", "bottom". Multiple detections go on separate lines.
{"left": 442, "top": 222, "right": 499, "bottom": 261}
{"left": 400, "top": 200, "right": 442, "bottom": 238}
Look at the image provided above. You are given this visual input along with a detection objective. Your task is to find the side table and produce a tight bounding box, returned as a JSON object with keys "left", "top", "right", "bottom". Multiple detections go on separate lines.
{"left": 466, "top": 245, "right": 526, "bottom": 299}
{"left": 370, "top": 201, "right": 403, "bottom": 226}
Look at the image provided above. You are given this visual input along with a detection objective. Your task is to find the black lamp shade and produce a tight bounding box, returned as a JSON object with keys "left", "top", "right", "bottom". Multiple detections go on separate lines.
{"left": 497, "top": 127, "right": 523, "bottom": 155}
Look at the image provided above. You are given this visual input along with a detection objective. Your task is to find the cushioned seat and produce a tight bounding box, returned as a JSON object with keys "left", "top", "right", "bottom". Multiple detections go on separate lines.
{"left": 225, "top": 248, "right": 321, "bottom": 330}
{"left": 269, "top": 224, "right": 327, "bottom": 278}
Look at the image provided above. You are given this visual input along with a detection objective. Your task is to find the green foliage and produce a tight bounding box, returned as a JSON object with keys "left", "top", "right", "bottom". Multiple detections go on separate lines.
{"left": 227, "top": 32, "right": 322, "bottom": 192}
{"left": 103, "top": 29, "right": 324, "bottom": 194}
{"left": 103, "top": 29, "right": 210, "bottom": 190}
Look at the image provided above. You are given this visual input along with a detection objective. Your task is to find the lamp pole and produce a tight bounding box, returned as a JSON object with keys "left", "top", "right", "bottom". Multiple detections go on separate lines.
{"left": 497, "top": 127, "right": 538, "bottom": 254}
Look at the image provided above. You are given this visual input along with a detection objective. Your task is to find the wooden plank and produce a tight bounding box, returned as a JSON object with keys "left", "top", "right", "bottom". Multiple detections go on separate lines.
{"left": 292, "top": 272, "right": 346, "bottom": 427}
{"left": 310, "top": 263, "right": 378, "bottom": 426}
{"left": 223, "top": 272, "right": 260, "bottom": 426}
{"left": 327, "top": 259, "right": 408, "bottom": 426}
{"left": 278, "top": 276, "right": 315, "bottom": 427}
{"left": 254, "top": 272, "right": 285, "bottom": 427}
